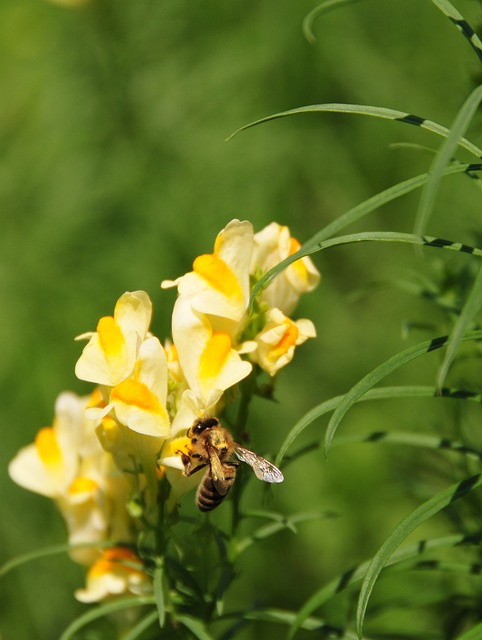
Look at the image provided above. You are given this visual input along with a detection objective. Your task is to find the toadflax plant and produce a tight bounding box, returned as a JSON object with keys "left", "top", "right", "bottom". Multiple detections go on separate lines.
{"left": 7, "top": 219, "right": 320, "bottom": 637}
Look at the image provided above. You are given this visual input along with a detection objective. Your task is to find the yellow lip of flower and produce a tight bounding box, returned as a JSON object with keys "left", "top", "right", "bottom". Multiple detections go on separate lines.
{"left": 162, "top": 220, "right": 253, "bottom": 322}
{"left": 111, "top": 379, "right": 169, "bottom": 428}
{"left": 193, "top": 254, "right": 244, "bottom": 304}
{"left": 35, "top": 427, "right": 62, "bottom": 467}
{"left": 110, "top": 378, "right": 170, "bottom": 437}
{"left": 97, "top": 316, "right": 127, "bottom": 368}
{"left": 111, "top": 379, "right": 165, "bottom": 414}
{"left": 68, "top": 476, "right": 99, "bottom": 495}
{"left": 270, "top": 320, "right": 299, "bottom": 359}
{"left": 75, "top": 291, "right": 153, "bottom": 387}
{"left": 199, "top": 332, "right": 232, "bottom": 382}
{"left": 89, "top": 547, "right": 144, "bottom": 578}
{"left": 165, "top": 436, "right": 191, "bottom": 456}
{"left": 87, "top": 388, "right": 105, "bottom": 409}
{"left": 171, "top": 297, "right": 252, "bottom": 402}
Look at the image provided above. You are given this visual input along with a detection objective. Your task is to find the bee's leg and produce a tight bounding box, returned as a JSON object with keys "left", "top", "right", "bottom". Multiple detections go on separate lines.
{"left": 184, "top": 462, "right": 207, "bottom": 478}
{"left": 174, "top": 447, "right": 208, "bottom": 477}
{"left": 175, "top": 450, "right": 192, "bottom": 469}
{"left": 225, "top": 462, "right": 239, "bottom": 468}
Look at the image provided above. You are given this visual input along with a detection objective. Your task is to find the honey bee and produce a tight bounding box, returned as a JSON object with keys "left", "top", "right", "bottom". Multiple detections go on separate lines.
{"left": 179, "top": 416, "right": 284, "bottom": 512}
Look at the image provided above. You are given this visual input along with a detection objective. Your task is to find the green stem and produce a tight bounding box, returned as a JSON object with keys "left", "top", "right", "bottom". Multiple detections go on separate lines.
{"left": 230, "top": 374, "right": 258, "bottom": 537}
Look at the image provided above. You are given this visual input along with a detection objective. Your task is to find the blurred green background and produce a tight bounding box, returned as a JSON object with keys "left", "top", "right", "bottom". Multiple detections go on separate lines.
{"left": 2, "top": 0, "right": 482, "bottom": 637}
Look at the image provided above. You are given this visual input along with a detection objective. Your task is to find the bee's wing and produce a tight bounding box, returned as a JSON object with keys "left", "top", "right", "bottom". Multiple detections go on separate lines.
{"left": 206, "top": 443, "right": 230, "bottom": 495}
{"left": 234, "top": 446, "right": 284, "bottom": 483}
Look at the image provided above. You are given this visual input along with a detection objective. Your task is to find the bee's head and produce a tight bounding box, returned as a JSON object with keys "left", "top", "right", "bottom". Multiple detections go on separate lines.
{"left": 189, "top": 416, "right": 219, "bottom": 437}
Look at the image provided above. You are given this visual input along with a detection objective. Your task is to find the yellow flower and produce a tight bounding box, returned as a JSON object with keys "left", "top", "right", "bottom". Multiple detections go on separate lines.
{"left": 162, "top": 219, "right": 253, "bottom": 323}
{"left": 171, "top": 296, "right": 252, "bottom": 404}
{"left": 251, "top": 222, "right": 320, "bottom": 315}
{"left": 9, "top": 392, "right": 86, "bottom": 498}
{"left": 109, "top": 336, "right": 171, "bottom": 438}
{"left": 75, "top": 291, "right": 152, "bottom": 387}
{"left": 75, "top": 547, "right": 151, "bottom": 603}
{"left": 250, "top": 308, "right": 316, "bottom": 376}
{"left": 9, "top": 391, "right": 135, "bottom": 566}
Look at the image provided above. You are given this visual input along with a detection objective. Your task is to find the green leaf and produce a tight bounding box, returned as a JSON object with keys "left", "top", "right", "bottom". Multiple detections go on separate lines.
{"left": 334, "top": 430, "right": 482, "bottom": 460}
{"left": 455, "top": 621, "right": 482, "bottom": 640}
{"left": 436, "top": 262, "right": 482, "bottom": 389}
{"left": 242, "top": 607, "right": 328, "bottom": 631}
{"left": 212, "top": 528, "right": 236, "bottom": 615}
{"left": 221, "top": 608, "right": 360, "bottom": 637}
{"left": 176, "top": 614, "right": 213, "bottom": 640}
{"left": 356, "top": 474, "right": 482, "bottom": 638}
{"left": 287, "top": 532, "right": 482, "bottom": 639}
{"left": 236, "top": 512, "right": 331, "bottom": 554}
{"left": 406, "top": 560, "right": 482, "bottom": 576}
{"left": 302, "top": 0, "right": 363, "bottom": 44}
{"left": 227, "top": 103, "right": 482, "bottom": 158}
{"left": 122, "top": 609, "right": 159, "bottom": 640}
{"left": 304, "top": 231, "right": 482, "bottom": 259}
{"left": 415, "top": 85, "right": 482, "bottom": 236}
{"left": 0, "top": 540, "right": 113, "bottom": 578}
{"left": 59, "top": 596, "right": 156, "bottom": 640}
{"left": 248, "top": 166, "right": 482, "bottom": 307}
{"left": 276, "top": 386, "right": 482, "bottom": 467}
{"left": 325, "top": 330, "right": 482, "bottom": 454}
{"left": 153, "top": 559, "right": 165, "bottom": 628}
{"left": 430, "top": 0, "right": 482, "bottom": 64}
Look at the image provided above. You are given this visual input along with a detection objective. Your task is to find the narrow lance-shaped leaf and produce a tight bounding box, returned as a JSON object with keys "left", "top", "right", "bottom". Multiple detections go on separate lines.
{"left": 176, "top": 614, "right": 213, "bottom": 640}
{"left": 455, "top": 620, "right": 482, "bottom": 640}
{"left": 287, "top": 531, "right": 482, "bottom": 639}
{"left": 0, "top": 540, "right": 113, "bottom": 578}
{"left": 333, "top": 430, "right": 482, "bottom": 460}
{"left": 236, "top": 512, "right": 332, "bottom": 554}
{"left": 415, "top": 85, "right": 482, "bottom": 236}
{"left": 436, "top": 261, "right": 482, "bottom": 389}
{"left": 59, "top": 596, "right": 156, "bottom": 640}
{"left": 220, "top": 607, "right": 360, "bottom": 637}
{"left": 276, "top": 386, "right": 482, "bottom": 467}
{"left": 122, "top": 610, "right": 159, "bottom": 640}
{"left": 239, "top": 608, "right": 336, "bottom": 633}
{"left": 289, "top": 428, "right": 482, "bottom": 469}
{"left": 325, "top": 329, "right": 482, "bottom": 455}
{"left": 356, "top": 474, "right": 482, "bottom": 638}
{"left": 303, "top": 232, "right": 482, "bottom": 260}
{"left": 153, "top": 559, "right": 166, "bottom": 628}
{"left": 248, "top": 163, "right": 482, "bottom": 307}
{"left": 431, "top": 0, "right": 482, "bottom": 65}
{"left": 302, "top": 0, "right": 363, "bottom": 44}
{"left": 227, "top": 103, "right": 482, "bottom": 158}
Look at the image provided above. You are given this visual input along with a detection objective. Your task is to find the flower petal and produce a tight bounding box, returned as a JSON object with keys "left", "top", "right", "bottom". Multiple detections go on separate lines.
{"left": 111, "top": 379, "right": 170, "bottom": 437}
{"left": 75, "top": 291, "right": 152, "bottom": 387}
{"left": 172, "top": 297, "right": 251, "bottom": 402}
{"left": 166, "top": 219, "right": 253, "bottom": 322}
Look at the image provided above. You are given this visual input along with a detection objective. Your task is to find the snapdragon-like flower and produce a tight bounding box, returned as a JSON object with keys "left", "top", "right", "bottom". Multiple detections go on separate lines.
{"left": 9, "top": 392, "right": 86, "bottom": 498}
{"left": 76, "top": 291, "right": 171, "bottom": 440}
{"left": 171, "top": 296, "right": 252, "bottom": 404}
{"left": 74, "top": 547, "right": 151, "bottom": 603}
{"left": 251, "top": 222, "right": 321, "bottom": 316}
{"left": 162, "top": 219, "right": 253, "bottom": 323}
{"left": 250, "top": 307, "right": 317, "bottom": 376}
{"left": 10, "top": 216, "right": 320, "bottom": 615}
{"left": 75, "top": 290, "right": 152, "bottom": 387}
{"left": 109, "top": 336, "right": 170, "bottom": 438}
{"left": 9, "top": 391, "right": 134, "bottom": 565}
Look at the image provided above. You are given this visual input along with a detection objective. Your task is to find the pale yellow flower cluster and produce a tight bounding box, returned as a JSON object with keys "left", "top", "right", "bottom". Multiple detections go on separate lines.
{"left": 9, "top": 219, "right": 319, "bottom": 603}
